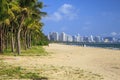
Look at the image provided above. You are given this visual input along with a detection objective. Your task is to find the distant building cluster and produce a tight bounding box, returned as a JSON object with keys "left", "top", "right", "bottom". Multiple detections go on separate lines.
{"left": 48, "top": 32, "right": 120, "bottom": 43}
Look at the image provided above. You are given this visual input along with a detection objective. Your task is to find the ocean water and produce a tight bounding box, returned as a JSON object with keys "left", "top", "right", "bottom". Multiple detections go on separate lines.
{"left": 65, "top": 42, "right": 120, "bottom": 50}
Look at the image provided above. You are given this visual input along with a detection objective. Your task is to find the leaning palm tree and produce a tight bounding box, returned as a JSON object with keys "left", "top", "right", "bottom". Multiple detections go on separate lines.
{"left": 14, "top": 0, "right": 36, "bottom": 55}
{"left": 25, "top": 2, "right": 46, "bottom": 47}
{"left": 15, "top": 0, "right": 46, "bottom": 55}
{"left": 8, "top": 0, "right": 21, "bottom": 52}
{"left": 0, "top": 0, "right": 11, "bottom": 53}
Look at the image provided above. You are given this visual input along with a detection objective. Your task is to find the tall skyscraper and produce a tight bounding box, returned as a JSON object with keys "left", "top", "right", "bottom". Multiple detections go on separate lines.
{"left": 48, "top": 32, "right": 59, "bottom": 41}
{"left": 72, "top": 35, "right": 77, "bottom": 42}
{"left": 94, "top": 36, "right": 101, "bottom": 42}
{"left": 48, "top": 32, "right": 54, "bottom": 41}
{"left": 76, "top": 34, "right": 80, "bottom": 42}
{"left": 89, "top": 35, "right": 94, "bottom": 42}
{"left": 59, "top": 32, "right": 67, "bottom": 42}
{"left": 67, "top": 35, "right": 73, "bottom": 42}
{"left": 52, "top": 32, "right": 59, "bottom": 41}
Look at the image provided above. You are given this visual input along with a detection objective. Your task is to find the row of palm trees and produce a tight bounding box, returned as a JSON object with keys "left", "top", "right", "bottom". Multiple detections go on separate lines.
{"left": 0, "top": 0, "right": 47, "bottom": 55}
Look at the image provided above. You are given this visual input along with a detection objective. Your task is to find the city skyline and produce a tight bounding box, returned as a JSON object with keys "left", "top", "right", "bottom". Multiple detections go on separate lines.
{"left": 48, "top": 32, "right": 120, "bottom": 43}
{"left": 48, "top": 31, "right": 120, "bottom": 37}
{"left": 40, "top": 0, "right": 120, "bottom": 37}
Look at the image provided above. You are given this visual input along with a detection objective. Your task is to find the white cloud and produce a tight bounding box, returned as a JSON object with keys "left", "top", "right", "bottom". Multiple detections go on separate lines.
{"left": 111, "top": 32, "right": 117, "bottom": 36}
{"left": 59, "top": 4, "right": 73, "bottom": 14}
{"left": 44, "top": 12, "right": 62, "bottom": 21}
{"left": 45, "top": 4, "right": 78, "bottom": 21}
{"left": 53, "top": 12, "right": 62, "bottom": 21}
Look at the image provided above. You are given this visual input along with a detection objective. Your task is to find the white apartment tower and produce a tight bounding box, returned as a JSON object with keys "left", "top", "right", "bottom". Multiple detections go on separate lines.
{"left": 59, "top": 32, "right": 67, "bottom": 42}
{"left": 89, "top": 35, "right": 94, "bottom": 42}
{"left": 52, "top": 32, "right": 59, "bottom": 41}
{"left": 67, "top": 35, "right": 73, "bottom": 42}
{"left": 76, "top": 34, "right": 80, "bottom": 42}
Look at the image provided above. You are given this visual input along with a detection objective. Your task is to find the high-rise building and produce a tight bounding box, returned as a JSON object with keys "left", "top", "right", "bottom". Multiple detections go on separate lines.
{"left": 48, "top": 32, "right": 54, "bottom": 41}
{"left": 89, "top": 35, "right": 94, "bottom": 42}
{"left": 72, "top": 35, "right": 77, "bottom": 42}
{"left": 67, "top": 35, "right": 73, "bottom": 42}
{"left": 52, "top": 32, "right": 59, "bottom": 41}
{"left": 80, "top": 36, "right": 84, "bottom": 42}
{"left": 83, "top": 36, "right": 89, "bottom": 42}
{"left": 47, "top": 33, "right": 50, "bottom": 40}
{"left": 48, "top": 32, "right": 59, "bottom": 41}
{"left": 76, "top": 34, "right": 80, "bottom": 42}
{"left": 94, "top": 36, "right": 101, "bottom": 42}
{"left": 104, "top": 37, "right": 114, "bottom": 43}
{"left": 59, "top": 32, "right": 67, "bottom": 42}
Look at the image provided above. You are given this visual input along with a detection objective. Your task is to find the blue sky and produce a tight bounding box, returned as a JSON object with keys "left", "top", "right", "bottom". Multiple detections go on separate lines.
{"left": 40, "top": 0, "right": 120, "bottom": 37}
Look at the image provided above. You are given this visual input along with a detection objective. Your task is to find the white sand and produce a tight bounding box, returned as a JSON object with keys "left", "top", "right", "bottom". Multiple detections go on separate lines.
{"left": 44, "top": 43, "right": 120, "bottom": 80}
{"left": 2, "top": 43, "right": 120, "bottom": 80}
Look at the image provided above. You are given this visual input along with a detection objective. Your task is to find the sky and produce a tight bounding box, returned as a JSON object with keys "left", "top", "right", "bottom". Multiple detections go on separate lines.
{"left": 40, "top": 0, "right": 120, "bottom": 37}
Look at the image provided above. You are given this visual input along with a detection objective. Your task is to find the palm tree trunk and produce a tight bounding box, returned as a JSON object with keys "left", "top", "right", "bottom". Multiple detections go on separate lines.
{"left": 11, "top": 33, "right": 14, "bottom": 52}
{"left": 0, "top": 26, "right": 3, "bottom": 53}
{"left": 29, "top": 33, "right": 31, "bottom": 48}
{"left": 10, "top": 22, "right": 15, "bottom": 52}
{"left": 17, "top": 29, "right": 21, "bottom": 55}
{"left": 5, "top": 27, "right": 8, "bottom": 50}
{"left": 16, "top": 15, "right": 25, "bottom": 55}
{"left": 27, "top": 32, "right": 29, "bottom": 48}
{"left": 24, "top": 30, "right": 27, "bottom": 50}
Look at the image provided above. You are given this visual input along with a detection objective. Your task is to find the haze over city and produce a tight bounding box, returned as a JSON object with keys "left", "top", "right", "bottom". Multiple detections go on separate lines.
{"left": 41, "top": 0, "right": 120, "bottom": 37}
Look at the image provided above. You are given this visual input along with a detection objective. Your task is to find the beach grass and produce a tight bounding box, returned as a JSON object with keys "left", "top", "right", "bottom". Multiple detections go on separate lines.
{"left": 0, "top": 59, "right": 103, "bottom": 80}
{"left": 0, "top": 61, "right": 45, "bottom": 79}
{"left": 3, "top": 46, "right": 48, "bottom": 56}
{"left": 21, "top": 46, "right": 48, "bottom": 56}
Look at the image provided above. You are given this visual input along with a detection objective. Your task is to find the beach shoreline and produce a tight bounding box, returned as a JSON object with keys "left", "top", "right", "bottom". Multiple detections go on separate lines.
{"left": 1, "top": 43, "right": 120, "bottom": 80}
{"left": 44, "top": 43, "right": 120, "bottom": 80}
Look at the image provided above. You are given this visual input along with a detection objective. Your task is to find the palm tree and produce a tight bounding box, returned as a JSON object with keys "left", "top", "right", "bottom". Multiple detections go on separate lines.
{"left": 0, "top": 0, "right": 47, "bottom": 54}
{"left": 0, "top": 0, "right": 10, "bottom": 53}
{"left": 14, "top": 0, "right": 35, "bottom": 54}
{"left": 15, "top": 0, "right": 46, "bottom": 54}
{"left": 1, "top": 0, "right": 20, "bottom": 53}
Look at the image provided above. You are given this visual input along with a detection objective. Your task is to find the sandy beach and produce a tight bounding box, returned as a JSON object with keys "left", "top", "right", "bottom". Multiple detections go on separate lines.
{"left": 2, "top": 43, "right": 120, "bottom": 80}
